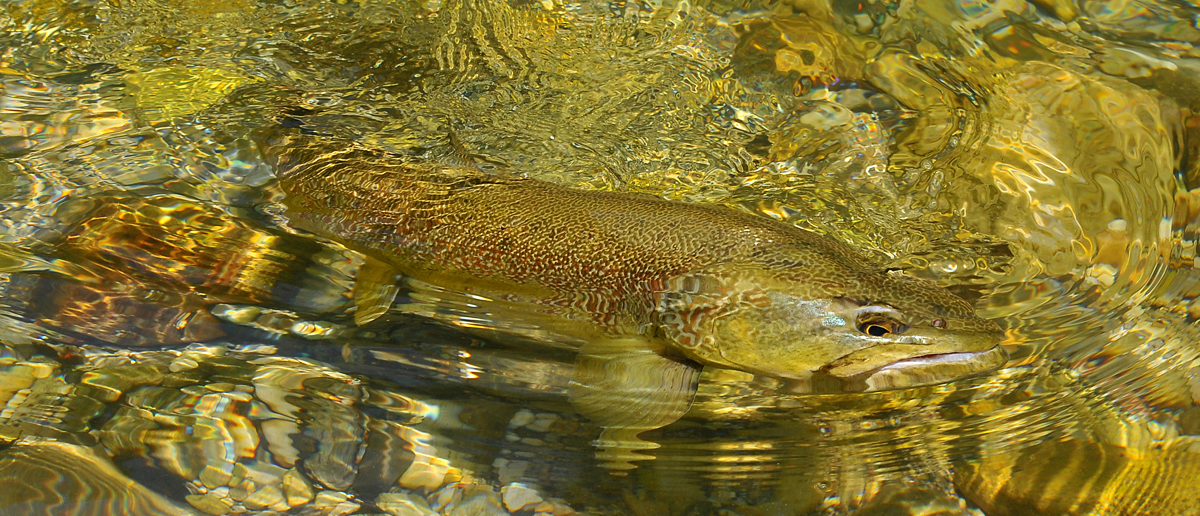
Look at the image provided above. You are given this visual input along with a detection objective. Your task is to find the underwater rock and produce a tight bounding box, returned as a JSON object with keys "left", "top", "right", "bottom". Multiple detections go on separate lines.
{"left": 0, "top": 440, "right": 197, "bottom": 516}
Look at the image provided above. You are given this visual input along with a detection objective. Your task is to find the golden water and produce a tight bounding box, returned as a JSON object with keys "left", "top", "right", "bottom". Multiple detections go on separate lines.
{"left": 0, "top": 0, "right": 1198, "bottom": 514}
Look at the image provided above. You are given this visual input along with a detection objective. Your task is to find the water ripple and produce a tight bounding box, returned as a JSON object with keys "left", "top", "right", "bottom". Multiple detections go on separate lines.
{"left": 0, "top": 0, "right": 1199, "bottom": 514}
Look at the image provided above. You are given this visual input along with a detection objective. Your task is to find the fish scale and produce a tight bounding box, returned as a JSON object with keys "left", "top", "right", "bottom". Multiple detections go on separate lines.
{"left": 276, "top": 140, "right": 886, "bottom": 330}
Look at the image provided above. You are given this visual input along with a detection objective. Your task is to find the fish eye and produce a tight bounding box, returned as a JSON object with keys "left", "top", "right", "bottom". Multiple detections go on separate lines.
{"left": 863, "top": 324, "right": 890, "bottom": 336}
{"left": 854, "top": 315, "right": 908, "bottom": 337}
{"left": 853, "top": 305, "right": 910, "bottom": 337}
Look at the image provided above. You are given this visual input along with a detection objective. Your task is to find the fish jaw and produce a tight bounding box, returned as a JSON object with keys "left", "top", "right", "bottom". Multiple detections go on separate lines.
{"left": 859, "top": 345, "right": 1010, "bottom": 391}
{"left": 819, "top": 326, "right": 1010, "bottom": 391}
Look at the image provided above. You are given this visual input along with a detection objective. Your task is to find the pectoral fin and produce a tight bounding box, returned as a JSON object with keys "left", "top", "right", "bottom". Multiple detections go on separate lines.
{"left": 569, "top": 336, "right": 701, "bottom": 471}
{"left": 353, "top": 256, "right": 400, "bottom": 326}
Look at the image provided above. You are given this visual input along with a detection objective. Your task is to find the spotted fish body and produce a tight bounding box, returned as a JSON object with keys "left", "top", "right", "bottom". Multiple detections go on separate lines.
{"left": 275, "top": 143, "right": 866, "bottom": 331}
{"left": 271, "top": 135, "right": 1007, "bottom": 440}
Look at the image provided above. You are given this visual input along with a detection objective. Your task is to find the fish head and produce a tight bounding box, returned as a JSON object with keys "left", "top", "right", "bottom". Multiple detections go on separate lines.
{"left": 654, "top": 258, "right": 1008, "bottom": 392}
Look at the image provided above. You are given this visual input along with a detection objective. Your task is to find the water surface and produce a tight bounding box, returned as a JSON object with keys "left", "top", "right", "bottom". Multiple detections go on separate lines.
{"left": 1, "top": 0, "right": 1199, "bottom": 514}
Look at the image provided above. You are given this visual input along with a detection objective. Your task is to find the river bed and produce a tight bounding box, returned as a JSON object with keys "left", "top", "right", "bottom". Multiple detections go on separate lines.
{"left": 0, "top": 1, "right": 1198, "bottom": 515}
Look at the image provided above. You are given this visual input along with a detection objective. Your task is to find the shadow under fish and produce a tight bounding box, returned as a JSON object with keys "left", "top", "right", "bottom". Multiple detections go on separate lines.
{"left": 264, "top": 132, "right": 1010, "bottom": 468}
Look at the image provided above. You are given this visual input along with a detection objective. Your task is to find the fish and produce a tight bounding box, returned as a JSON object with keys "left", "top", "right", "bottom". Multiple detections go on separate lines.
{"left": 266, "top": 134, "right": 1008, "bottom": 453}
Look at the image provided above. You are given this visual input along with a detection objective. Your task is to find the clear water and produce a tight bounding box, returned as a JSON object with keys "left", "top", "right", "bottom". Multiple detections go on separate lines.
{"left": 0, "top": 0, "right": 1198, "bottom": 514}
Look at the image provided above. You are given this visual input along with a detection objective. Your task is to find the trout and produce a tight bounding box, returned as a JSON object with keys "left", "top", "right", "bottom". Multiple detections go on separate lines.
{"left": 269, "top": 135, "right": 1008, "bottom": 441}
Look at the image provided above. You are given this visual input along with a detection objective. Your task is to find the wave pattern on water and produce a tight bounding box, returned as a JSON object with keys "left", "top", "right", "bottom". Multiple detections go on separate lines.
{"left": 0, "top": 0, "right": 1199, "bottom": 515}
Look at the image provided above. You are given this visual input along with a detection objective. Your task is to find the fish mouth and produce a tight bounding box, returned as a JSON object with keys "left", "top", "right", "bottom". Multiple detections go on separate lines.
{"left": 785, "top": 345, "right": 1010, "bottom": 394}
{"left": 855, "top": 345, "right": 1010, "bottom": 391}
{"left": 796, "top": 345, "right": 1012, "bottom": 393}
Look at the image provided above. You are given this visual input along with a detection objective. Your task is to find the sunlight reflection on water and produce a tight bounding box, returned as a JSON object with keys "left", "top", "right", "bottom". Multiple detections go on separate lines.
{"left": 0, "top": 0, "right": 1198, "bottom": 515}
